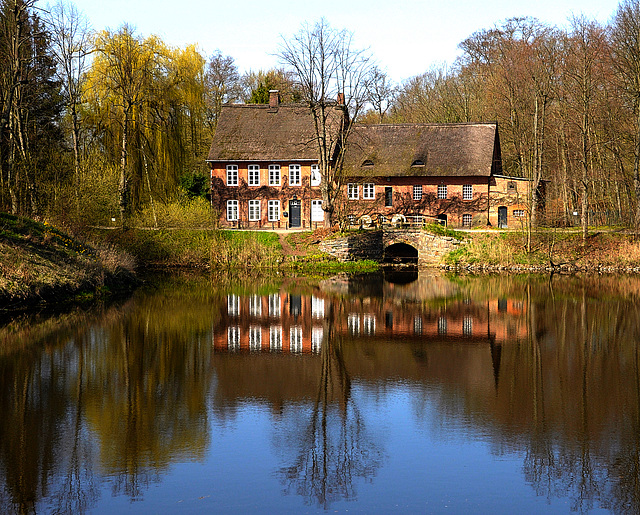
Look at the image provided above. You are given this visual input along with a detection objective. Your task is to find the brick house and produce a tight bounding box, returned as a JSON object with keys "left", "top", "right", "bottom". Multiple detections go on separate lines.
{"left": 207, "top": 91, "right": 542, "bottom": 229}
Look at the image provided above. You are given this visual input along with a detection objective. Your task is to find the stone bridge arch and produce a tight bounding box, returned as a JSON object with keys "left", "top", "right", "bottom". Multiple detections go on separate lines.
{"left": 318, "top": 228, "right": 463, "bottom": 266}
{"left": 382, "top": 228, "right": 461, "bottom": 266}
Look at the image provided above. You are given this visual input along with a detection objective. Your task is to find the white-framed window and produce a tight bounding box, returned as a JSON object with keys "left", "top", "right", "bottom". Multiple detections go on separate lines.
{"left": 311, "top": 327, "right": 323, "bottom": 353}
{"left": 348, "top": 313, "right": 360, "bottom": 335}
{"left": 462, "top": 213, "right": 472, "bottom": 227}
{"left": 249, "top": 295, "right": 261, "bottom": 317}
{"left": 311, "top": 200, "right": 323, "bottom": 222}
{"left": 249, "top": 326, "right": 262, "bottom": 351}
{"left": 268, "top": 164, "right": 281, "bottom": 186}
{"left": 228, "top": 326, "right": 240, "bottom": 351}
{"left": 463, "top": 184, "right": 473, "bottom": 200}
{"left": 363, "top": 314, "right": 376, "bottom": 335}
{"left": 437, "top": 184, "right": 447, "bottom": 199}
{"left": 226, "top": 200, "right": 238, "bottom": 221}
{"left": 268, "top": 200, "right": 280, "bottom": 221}
{"left": 363, "top": 183, "right": 375, "bottom": 200}
{"left": 312, "top": 296, "right": 325, "bottom": 318}
{"left": 310, "top": 164, "right": 321, "bottom": 187}
{"left": 290, "top": 326, "right": 303, "bottom": 353}
{"left": 413, "top": 185, "right": 422, "bottom": 201}
{"left": 226, "top": 165, "right": 238, "bottom": 186}
{"left": 463, "top": 317, "right": 473, "bottom": 336}
{"left": 414, "top": 316, "right": 422, "bottom": 335}
{"left": 289, "top": 164, "right": 301, "bottom": 186}
{"left": 268, "top": 293, "right": 281, "bottom": 317}
{"left": 348, "top": 183, "right": 359, "bottom": 200}
{"left": 248, "top": 200, "right": 261, "bottom": 222}
{"left": 227, "top": 294, "right": 240, "bottom": 317}
{"left": 513, "top": 209, "right": 525, "bottom": 217}
{"left": 269, "top": 326, "right": 282, "bottom": 351}
{"left": 248, "top": 164, "right": 260, "bottom": 186}
{"left": 438, "top": 316, "right": 447, "bottom": 335}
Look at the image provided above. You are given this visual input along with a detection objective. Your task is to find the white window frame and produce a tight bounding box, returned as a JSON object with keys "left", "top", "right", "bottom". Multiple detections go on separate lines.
{"left": 311, "top": 327, "right": 323, "bottom": 353}
{"left": 363, "top": 183, "right": 375, "bottom": 200}
{"left": 348, "top": 313, "right": 360, "bottom": 335}
{"left": 226, "top": 165, "right": 238, "bottom": 186}
{"left": 310, "top": 164, "right": 321, "bottom": 187}
{"left": 311, "top": 295, "right": 325, "bottom": 318}
{"left": 268, "top": 293, "right": 281, "bottom": 317}
{"left": 248, "top": 199, "right": 261, "bottom": 222}
{"left": 227, "top": 294, "right": 240, "bottom": 317}
{"left": 268, "top": 200, "right": 280, "bottom": 222}
{"left": 249, "top": 295, "right": 261, "bottom": 317}
{"left": 268, "top": 164, "right": 281, "bottom": 186}
{"left": 249, "top": 326, "right": 262, "bottom": 351}
{"left": 226, "top": 200, "right": 238, "bottom": 221}
{"left": 269, "top": 326, "right": 282, "bottom": 352}
{"left": 463, "top": 184, "right": 473, "bottom": 200}
{"left": 348, "top": 183, "right": 359, "bottom": 200}
{"left": 228, "top": 326, "right": 240, "bottom": 351}
{"left": 248, "top": 164, "right": 260, "bottom": 186}
{"left": 462, "top": 213, "right": 472, "bottom": 227}
{"left": 513, "top": 209, "right": 525, "bottom": 217}
{"left": 363, "top": 314, "right": 376, "bottom": 335}
{"left": 437, "top": 184, "right": 447, "bottom": 199}
{"left": 413, "top": 185, "right": 422, "bottom": 201}
{"left": 311, "top": 200, "right": 323, "bottom": 222}
{"left": 289, "top": 164, "right": 301, "bottom": 186}
{"left": 290, "top": 326, "right": 303, "bottom": 353}
{"left": 463, "top": 317, "right": 473, "bottom": 336}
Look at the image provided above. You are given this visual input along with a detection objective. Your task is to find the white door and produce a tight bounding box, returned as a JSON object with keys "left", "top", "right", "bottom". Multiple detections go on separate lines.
{"left": 311, "top": 200, "right": 323, "bottom": 222}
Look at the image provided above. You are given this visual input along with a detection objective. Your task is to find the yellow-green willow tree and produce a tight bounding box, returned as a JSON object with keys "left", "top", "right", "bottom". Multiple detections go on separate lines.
{"left": 86, "top": 27, "right": 207, "bottom": 227}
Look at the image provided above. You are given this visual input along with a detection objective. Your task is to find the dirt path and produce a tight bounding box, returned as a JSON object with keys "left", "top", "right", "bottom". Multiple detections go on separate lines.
{"left": 277, "top": 232, "right": 307, "bottom": 257}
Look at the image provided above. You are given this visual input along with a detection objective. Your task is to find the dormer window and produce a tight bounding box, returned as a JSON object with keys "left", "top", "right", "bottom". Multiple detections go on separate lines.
{"left": 362, "top": 160, "right": 374, "bottom": 167}
{"left": 411, "top": 160, "right": 425, "bottom": 167}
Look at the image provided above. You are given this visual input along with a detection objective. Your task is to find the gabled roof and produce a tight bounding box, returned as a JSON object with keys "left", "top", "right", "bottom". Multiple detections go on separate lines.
{"left": 207, "top": 103, "right": 343, "bottom": 162}
{"left": 343, "top": 123, "right": 500, "bottom": 177}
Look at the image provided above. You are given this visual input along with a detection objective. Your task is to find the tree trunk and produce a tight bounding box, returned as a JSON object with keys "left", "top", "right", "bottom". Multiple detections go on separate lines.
{"left": 119, "top": 106, "right": 130, "bottom": 229}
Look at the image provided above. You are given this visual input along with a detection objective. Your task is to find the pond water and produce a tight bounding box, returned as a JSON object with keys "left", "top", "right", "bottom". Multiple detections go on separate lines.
{"left": 2, "top": 271, "right": 640, "bottom": 513}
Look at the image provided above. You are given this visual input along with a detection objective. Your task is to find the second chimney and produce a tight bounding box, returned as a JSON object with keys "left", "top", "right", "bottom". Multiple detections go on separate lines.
{"left": 337, "top": 92, "right": 345, "bottom": 105}
{"left": 269, "top": 90, "right": 280, "bottom": 109}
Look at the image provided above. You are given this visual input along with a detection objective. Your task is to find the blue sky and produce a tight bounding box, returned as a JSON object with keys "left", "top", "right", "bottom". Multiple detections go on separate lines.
{"left": 59, "top": 0, "right": 620, "bottom": 83}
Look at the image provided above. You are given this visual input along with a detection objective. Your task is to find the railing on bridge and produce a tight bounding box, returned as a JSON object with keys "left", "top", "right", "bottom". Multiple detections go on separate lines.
{"left": 346, "top": 214, "right": 444, "bottom": 229}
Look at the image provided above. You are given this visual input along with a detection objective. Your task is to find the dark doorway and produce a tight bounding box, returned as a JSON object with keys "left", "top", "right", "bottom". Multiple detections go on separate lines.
{"left": 436, "top": 214, "right": 447, "bottom": 226}
{"left": 385, "top": 187, "right": 393, "bottom": 207}
{"left": 289, "top": 199, "right": 301, "bottom": 227}
{"left": 384, "top": 242, "right": 418, "bottom": 265}
{"left": 498, "top": 206, "right": 508, "bottom": 228}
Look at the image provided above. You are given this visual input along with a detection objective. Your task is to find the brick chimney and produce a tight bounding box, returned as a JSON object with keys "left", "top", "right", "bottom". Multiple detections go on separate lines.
{"left": 336, "top": 92, "right": 345, "bottom": 105}
{"left": 269, "top": 90, "right": 280, "bottom": 108}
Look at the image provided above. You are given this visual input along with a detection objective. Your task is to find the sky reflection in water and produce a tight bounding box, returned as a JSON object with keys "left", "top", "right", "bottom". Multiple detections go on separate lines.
{"left": 1, "top": 271, "right": 639, "bottom": 513}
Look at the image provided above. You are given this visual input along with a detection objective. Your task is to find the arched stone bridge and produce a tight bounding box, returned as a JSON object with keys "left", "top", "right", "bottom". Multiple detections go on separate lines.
{"left": 319, "top": 228, "right": 462, "bottom": 266}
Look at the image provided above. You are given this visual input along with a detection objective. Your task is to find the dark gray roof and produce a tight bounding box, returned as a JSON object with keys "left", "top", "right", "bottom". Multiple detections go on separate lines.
{"left": 343, "top": 123, "right": 500, "bottom": 177}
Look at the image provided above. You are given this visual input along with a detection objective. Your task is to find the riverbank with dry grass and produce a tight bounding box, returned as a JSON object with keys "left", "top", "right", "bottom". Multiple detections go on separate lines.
{"left": 0, "top": 213, "right": 138, "bottom": 310}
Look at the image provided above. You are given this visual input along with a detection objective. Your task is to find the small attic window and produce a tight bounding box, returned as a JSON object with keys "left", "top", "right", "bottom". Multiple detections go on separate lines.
{"left": 411, "top": 160, "right": 425, "bottom": 167}
{"left": 362, "top": 160, "right": 374, "bottom": 167}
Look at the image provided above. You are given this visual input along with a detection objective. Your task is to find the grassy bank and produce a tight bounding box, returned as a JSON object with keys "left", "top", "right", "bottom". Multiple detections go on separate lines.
{"left": 97, "top": 227, "right": 379, "bottom": 274}
{"left": 446, "top": 229, "right": 640, "bottom": 271}
{"left": 0, "top": 213, "right": 137, "bottom": 309}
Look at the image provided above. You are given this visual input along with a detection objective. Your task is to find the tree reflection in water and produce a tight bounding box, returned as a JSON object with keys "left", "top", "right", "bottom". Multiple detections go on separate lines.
{"left": 275, "top": 301, "right": 384, "bottom": 508}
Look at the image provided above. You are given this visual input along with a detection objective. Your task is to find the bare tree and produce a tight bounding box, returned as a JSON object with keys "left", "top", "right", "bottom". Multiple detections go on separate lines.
{"left": 46, "top": 1, "right": 92, "bottom": 215}
{"left": 611, "top": 0, "right": 640, "bottom": 228}
{"left": 204, "top": 50, "right": 240, "bottom": 133}
{"left": 364, "top": 65, "right": 394, "bottom": 123}
{"left": 279, "top": 18, "right": 373, "bottom": 227}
